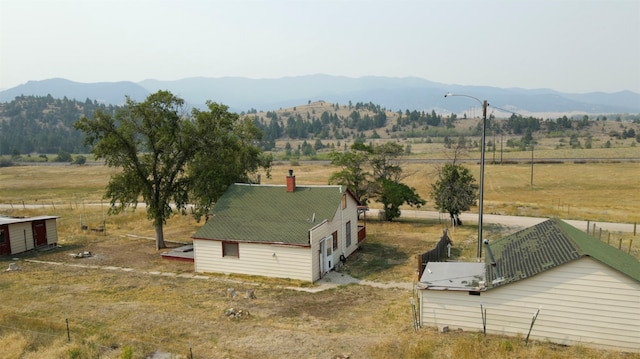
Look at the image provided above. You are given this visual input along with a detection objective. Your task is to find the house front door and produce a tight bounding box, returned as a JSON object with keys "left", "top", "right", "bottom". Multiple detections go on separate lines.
{"left": 319, "top": 236, "right": 333, "bottom": 277}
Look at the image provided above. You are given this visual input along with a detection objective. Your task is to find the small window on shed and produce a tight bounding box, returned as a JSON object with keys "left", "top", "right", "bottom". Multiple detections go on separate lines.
{"left": 222, "top": 242, "right": 239, "bottom": 258}
{"left": 468, "top": 291, "right": 481, "bottom": 296}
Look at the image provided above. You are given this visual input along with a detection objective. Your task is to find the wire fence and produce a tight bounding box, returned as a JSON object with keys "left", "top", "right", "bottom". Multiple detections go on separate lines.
{"left": 585, "top": 220, "right": 637, "bottom": 255}
{"left": 0, "top": 311, "right": 200, "bottom": 358}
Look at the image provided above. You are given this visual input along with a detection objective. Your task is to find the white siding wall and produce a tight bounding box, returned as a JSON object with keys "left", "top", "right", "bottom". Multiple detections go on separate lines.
{"left": 309, "top": 195, "right": 361, "bottom": 281}
{"left": 309, "top": 223, "right": 328, "bottom": 282}
{"left": 194, "top": 239, "right": 313, "bottom": 282}
{"left": 9, "top": 222, "right": 34, "bottom": 254}
{"left": 420, "top": 258, "right": 640, "bottom": 352}
{"left": 339, "top": 194, "right": 361, "bottom": 258}
{"left": 45, "top": 219, "right": 58, "bottom": 245}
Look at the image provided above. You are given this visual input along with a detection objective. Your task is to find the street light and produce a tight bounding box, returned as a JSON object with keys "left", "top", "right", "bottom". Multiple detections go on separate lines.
{"left": 444, "top": 93, "right": 488, "bottom": 260}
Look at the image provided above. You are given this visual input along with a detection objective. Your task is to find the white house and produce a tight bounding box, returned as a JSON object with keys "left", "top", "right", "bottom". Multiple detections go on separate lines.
{"left": 192, "top": 171, "right": 366, "bottom": 282}
{"left": 0, "top": 215, "right": 59, "bottom": 255}
{"left": 419, "top": 218, "right": 640, "bottom": 352}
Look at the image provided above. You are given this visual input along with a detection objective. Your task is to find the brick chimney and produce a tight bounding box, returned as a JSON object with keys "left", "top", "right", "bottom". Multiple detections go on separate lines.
{"left": 286, "top": 169, "right": 296, "bottom": 192}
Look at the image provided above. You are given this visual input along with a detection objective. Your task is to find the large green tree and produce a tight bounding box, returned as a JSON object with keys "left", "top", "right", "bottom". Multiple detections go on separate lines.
{"left": 369, "top": 142, "right": 424, "bottom": 221}
{"left": 329, "top": 141, "right": 424, "bottom": 221}
{"left": 328, "top": 143, "right": 371, "bottom": 205}
{"left": 376, "top": 178, "right": 425, "bottom": 222}
{"left": 75, "top": 91, "right": 270, "bottom": 249}
{"left": 188, "top": 101, "right": 272, "bottom": 219}
{"left": 430, "top": 163, "right": 478, "bottom": 225}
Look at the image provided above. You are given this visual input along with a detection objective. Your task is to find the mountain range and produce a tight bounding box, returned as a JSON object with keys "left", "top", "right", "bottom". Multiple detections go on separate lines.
{"left": 1, "top": 75, "right": 639, "bottom": 115}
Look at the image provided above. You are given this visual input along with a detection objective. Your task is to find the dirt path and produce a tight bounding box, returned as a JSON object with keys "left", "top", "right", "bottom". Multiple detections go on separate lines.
{"left": 21, "top": 258, "right": 410, "bottom": 293}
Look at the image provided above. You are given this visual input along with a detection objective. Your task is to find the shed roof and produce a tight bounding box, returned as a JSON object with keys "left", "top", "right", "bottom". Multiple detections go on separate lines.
{"left": 419, "top": 262, "right": 485, "bottom": 290}
{"left": 485, "top": 218, "right": 640, "bottom": 288}
{"left": 192, "top": 184, "right": 348, "bottom": 245}
{"left": 0, "top": 215, "right": 59, "bottom": 226}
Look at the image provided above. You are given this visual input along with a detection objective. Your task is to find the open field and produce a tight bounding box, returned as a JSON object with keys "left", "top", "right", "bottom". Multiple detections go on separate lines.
{"left": 2, "top": 159, "right": 639, "bottom": 223}
{"left": 261, "top": 160, "right": 640, "bottom": 224}
{"left": 1, "top": 162, "right": 639, "bottom": 358}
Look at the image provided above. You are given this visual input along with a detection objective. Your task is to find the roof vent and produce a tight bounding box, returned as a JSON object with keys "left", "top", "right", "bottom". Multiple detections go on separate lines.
{"left": 484, "top": 239, "right": 505, "bottom": 284}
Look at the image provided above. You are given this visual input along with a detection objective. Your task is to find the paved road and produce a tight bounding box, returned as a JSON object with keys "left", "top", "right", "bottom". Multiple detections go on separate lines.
{"left": 1, "top": 202, "right": 635, "bottom": 233}
{"left": 369, "top": 209, "right": 637, "bottom": 234}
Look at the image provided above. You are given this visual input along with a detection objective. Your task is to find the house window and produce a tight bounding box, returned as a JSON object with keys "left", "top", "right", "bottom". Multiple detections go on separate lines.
{"left": 341, "top": 194, "right": 347, "bottom": 209}
{"left": 346, "top": 221, "right": 352, "bottom": 247}
{"left": 222, "top": 242, "right": 239, "bottom": 258}
{"left": 469, "top": 291, "right": 481, "bottom": 296}
{"left": 332, "top": 231, "right": 338, "bottom": 250}
{"left": 0, "top": 229, "right": 5, "bottom": 244}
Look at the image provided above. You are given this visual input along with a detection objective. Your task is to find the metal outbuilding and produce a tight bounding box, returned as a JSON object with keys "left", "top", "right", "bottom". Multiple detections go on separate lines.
{"left": 418, "top": 218, "right": 640, "bottom": 352}
{"left": 0, "top": 215, "right": 59, "bottom": 255}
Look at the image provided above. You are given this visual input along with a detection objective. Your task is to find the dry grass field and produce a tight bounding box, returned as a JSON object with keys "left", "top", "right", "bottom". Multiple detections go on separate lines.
{"left": 1, "top": 160, "right": 639, "bottom": 358}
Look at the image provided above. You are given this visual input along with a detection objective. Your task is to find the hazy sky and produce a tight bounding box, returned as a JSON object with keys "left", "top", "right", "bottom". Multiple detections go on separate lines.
{"left": 1, "top": 0, "right": 639, "bottom": 93}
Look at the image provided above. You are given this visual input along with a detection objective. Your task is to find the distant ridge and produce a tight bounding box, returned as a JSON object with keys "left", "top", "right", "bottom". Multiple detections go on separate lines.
{"left": 0, "top": 78, "right": 149, "bottom": 105}
{"left": 1, "top": 75, "right": 639, "bottom": 114}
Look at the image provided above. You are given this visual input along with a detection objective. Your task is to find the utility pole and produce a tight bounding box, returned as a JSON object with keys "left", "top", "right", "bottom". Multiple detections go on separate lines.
{"left": 530, "top": 144, "right": 534, "bottom": 188}
{"left": 445, "top": 93, "right": 488, "bottom": 260}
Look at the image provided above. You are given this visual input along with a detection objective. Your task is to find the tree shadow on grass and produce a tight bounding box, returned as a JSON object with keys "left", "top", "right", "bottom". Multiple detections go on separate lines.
{"left": 341, "top": 241, "right": 408, "bottom": 279}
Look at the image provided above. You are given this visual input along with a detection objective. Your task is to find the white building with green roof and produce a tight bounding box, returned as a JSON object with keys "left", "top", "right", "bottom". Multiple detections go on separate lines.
{"left": 418, "top": 218, "right": 640, "bottom": 352}
{"left": 192, "top": 172, "right": 366, "bottom": 282}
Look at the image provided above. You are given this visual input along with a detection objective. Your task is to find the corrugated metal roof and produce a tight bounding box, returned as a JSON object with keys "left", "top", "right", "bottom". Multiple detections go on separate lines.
{"left": 192, "top": 184, "right": 346, "bottom": 245}
{"left": 0, "top": 215, "right": 59, "bottom": 225}
{"left": 485, "top": 218, "right": 640, "bottom": 288}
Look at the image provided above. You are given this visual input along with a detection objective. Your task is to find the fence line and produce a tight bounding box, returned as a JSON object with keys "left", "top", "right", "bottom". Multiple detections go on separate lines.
{"left": 0, "top": 313, "right": 202, "bottom": 358}
{"left": 416, "top": 229, "right": 452, "bottom": 279}
{"left": 586, "top": 220, "right": 636, "bottom": 254}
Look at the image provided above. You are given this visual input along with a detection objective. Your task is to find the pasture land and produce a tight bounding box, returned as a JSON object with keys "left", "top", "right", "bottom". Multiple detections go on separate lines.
{"left": 0, "top": 162, "right": 638, "bottom": 358}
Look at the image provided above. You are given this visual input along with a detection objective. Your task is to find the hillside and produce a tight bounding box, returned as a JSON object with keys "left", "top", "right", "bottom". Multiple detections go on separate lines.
{"left": 0, "top": 95, "right": 119, "bottom": 156}
{"left": 1, "top": 96, "right": 639, "bottom": 158}
{"left": 248, "top": 100, "right": 640, "bottom": 154}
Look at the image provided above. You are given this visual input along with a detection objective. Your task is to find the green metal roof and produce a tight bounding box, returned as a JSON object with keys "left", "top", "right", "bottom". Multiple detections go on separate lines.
{"left": 485, "top": 218, "right": 640, "bottom": 288}
{"left": 192, "top": 184, "right": 346, "bottom": 245}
